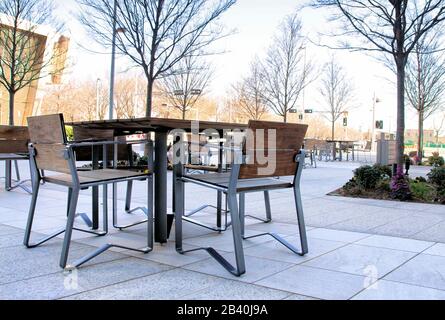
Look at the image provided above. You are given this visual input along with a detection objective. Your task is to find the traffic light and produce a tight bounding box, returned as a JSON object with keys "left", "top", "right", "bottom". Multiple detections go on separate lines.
{"left": 343, "top": 117, "right": 348, "bottom": 127}
{"left": 289, "top": 109, "right": 298, "bottom": 114}
{"left": 375, "top": 120, "right": 384, "bottom": 130}
{"left": 304, "top": 109, "right": 313, "bottom": 114}
{"left": 299, "top": 114, "right": 304, "bottom": 120}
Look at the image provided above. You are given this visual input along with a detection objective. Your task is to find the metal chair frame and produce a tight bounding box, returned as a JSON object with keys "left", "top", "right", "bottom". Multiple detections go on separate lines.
{"left": 1, "top": 157, "right": 32, "bottom": 193}
{"left": 174, "top": 145, "right": 308, "bottom": 277}
{"left": 24, "top": 139, "right": 154, "bottom": 269}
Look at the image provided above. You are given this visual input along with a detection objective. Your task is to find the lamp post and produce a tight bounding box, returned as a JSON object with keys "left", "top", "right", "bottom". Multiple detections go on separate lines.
{"left": 108, "top": 0, "right": 126, "bottom": 120}
{"left": 371, "top": 93, "right": 381, "bottom": 147}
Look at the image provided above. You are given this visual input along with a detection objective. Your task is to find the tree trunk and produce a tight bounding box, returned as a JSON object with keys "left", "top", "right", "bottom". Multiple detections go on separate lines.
{"left": 182, "top": 108, "right": 186, "bottom": 120}
{"left": 417, "top": 110, "right": 424, "bottom": 164}
{"left": 331, "top": 120, "right": 335, "bottom": 141}
{"left": 8, "top": 91, "right": 15, "bottom": 126}
{"left": 395, "top": 63, "right": 406, "bottom": 170}
{"left": 146, "top": 79, "right": 153, "bottom": 118}
{"left": 283, "top": 112, "right": 287, "bottom": 123}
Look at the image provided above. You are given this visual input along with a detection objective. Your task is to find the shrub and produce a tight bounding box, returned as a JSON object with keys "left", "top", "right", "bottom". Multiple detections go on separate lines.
{"left": 343, "top": 179, "right": 362, "bottom": 195}
{"left": 390, "top": 168, "right": 412, "bottom": 201}
{"left": 353, "top": 164, "right": 392, "bottom": 189}
{"left": 373, "top": 164, "right": 393, "bottom": 178}
{"left": 414, "top": 176, "right": 427, "bottom": 183}
{"left": 376, "top": 178, "right": 391, "bottom": 192}
{"left": 428, "top": 152, "right": 445, "bottom": 167}
{"left": 428, "top": 167, "right": 445, "bottom": 191}
{"left": 65, "top": 126, "right": 74, "bottom": 141}
{"left": 410, "top": 180, "right": 436, "bottom": 202}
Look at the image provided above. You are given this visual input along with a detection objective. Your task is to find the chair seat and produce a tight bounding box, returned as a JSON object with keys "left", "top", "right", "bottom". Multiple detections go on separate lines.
{"left": 43, "top": 169, "right": 151, "bottom": 186}
{"left": 0, "top": 153, "right": 29, "bottom": 161}
{"left": 183, "top": 172, "right": 293, "bottom": 192}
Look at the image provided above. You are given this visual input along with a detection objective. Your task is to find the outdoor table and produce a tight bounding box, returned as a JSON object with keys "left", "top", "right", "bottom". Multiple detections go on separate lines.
{"left": 70, "top": 117, "right": 247, "bottom": 243}
{"left": 326, "top": 139, "right": 357, "bottom": 161}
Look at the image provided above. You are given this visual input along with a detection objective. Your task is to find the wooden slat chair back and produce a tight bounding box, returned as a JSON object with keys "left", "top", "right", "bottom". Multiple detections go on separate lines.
{"left": 28, "top": 114, "right": 67, "bottom": 144}
{"left": 0, "top": 125, "right": 30, "bottom": 154}
{"left": 303, "top": 139, "right": 319, "bottom": 151}
{"left": 72, "top": 127, "right": 129, "bottom": 162}
{"left": 27, "top": 114, "right": 71, "bottom": 174}
{"left": 239, "top": 121, "right": 308, "bottom": 179}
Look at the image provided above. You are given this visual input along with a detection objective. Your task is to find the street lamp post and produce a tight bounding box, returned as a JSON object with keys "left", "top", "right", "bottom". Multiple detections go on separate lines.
{"left": 108, "top": 0, "right": 125, "bottom": 120}
{"left": 371, "top": 93, "right": 381, "bottom": 148}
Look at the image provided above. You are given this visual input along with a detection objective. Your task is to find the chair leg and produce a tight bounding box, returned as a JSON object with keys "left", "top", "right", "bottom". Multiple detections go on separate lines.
{"left": 175, "top": 175, "right": 185, "bottom": 253}
{"left": 176, "top": 180, "right": 246, "bottom": 276}
{"left": 146, "top": 176, "right": 154, "bottom": 250}
{"left": 293, "top": 185, "right": 308, "bottom": 255}
{"left": 60, "top": 187, "right": 80, "bottom": 269}
{"left": 23, "top": 177, "right": 41, "bottom": 247}
{"left": 264, "top": 191, "right": 272, "bottom": 222}
{"left": 14, "top": 160, "right": 20, "bottom": 181}
{"left": 227, "top": 192, "right": 246, "bottom": 275}
{"left": 239, "top": 193, "right": 245, "bottom": 238}
{"left": 125, "top": 181, "right": 133, "bottom": 212}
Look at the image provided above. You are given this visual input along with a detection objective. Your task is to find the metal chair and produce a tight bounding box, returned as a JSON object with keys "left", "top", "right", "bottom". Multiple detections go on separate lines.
{"left": 174, "top": 120, "right": 309, "bottom": 276}
{"left": 303, "top": 139, "right": 318, "bottom": 168}
{"left": 23, "top": 114, "right": 154, "bottom": 269}
{"left": 355, "top": 141, "right": 372, "bottom": 163}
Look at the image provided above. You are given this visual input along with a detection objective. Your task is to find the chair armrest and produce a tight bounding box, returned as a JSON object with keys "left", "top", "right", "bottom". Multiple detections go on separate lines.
{"left": 68, "top": 139, "right": 150, "bottom": 149}
{"left": 184, "top": 141, "right": 243, "bottom": 152}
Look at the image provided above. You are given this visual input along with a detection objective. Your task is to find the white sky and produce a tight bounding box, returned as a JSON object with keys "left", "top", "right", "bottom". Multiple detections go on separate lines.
{"left": 53, "top": 0, "right": 444, "bottom": 132}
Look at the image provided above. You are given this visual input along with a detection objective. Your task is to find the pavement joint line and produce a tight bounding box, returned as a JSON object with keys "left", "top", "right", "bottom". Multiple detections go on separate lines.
{"left": 348, "top": 241, "right": 441, "bottom": 300}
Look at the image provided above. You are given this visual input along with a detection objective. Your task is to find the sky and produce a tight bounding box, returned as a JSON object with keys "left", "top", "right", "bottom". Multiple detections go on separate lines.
{"left": 53, "top": 0, "right": 444, "bottom": 133}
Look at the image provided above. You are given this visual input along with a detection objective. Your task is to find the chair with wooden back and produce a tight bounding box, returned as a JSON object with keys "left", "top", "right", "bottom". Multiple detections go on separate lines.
{"left": 0, "top": 125, "right": 32, "bottom": 193}
{"left": 303, "top": 138, "right": 320, "bottom": 168}
{"left": 174, "top": 120, "right": 309, "bottom": 276}
{"left": 72, "top": 126, "right": 149, "bottom": 230}
{"left": 24, "top": 114, "right": 154, "bottom": 269}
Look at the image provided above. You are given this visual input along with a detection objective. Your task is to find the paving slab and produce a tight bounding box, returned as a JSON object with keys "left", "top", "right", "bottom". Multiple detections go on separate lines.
{"left": 182, "top": 280, "right": 291, "bottom": 300}
{"left": 356, "top": 235, "right": 434, "bottom": 253}
{"left": 183, "top": 254, "right": 294, "bottom": 283}
{"left": 307, "top": 228, "right": 370, "bottom": 243}
{"left": 256, "top": 265, "right": 367, "bottom": 300}
{"left": 353, "top": 280, "right": 445, "bottom": 300}
{"left": 64, "top": 269, "right": 227, "bottom": 300}
{"left": 385, "top": 254, "right": 445, "bottom": 291}
{"left": 0, "top": 257, "right": 170, "bottom": 300}
{"left": 303, "top": 244, "right": 416, "bottom": 277}
{"left": 244, "top": 236, "right": 346, "bottom": 264}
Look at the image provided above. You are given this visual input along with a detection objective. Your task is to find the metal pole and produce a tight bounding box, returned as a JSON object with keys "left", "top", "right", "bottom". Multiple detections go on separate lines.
{"left": 108, "top": 0, "right": 117, "bottom": 120}
{"left": 371, "top": 92, "right": 376, "bottom": 149}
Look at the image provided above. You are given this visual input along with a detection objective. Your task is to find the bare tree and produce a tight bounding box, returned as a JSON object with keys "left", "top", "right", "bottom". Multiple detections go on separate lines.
{"left": 261, "top": 13, "right": 313, "bottom": 123}
{"left": 0, "top": 0, "right": 64, "bottom": 125}
{"left": 231, "top": 60, "right": 268, "bottom": 120}
{"left": 405, "top": 30, "right": 445, "bottom": 162}
{"left": 319, "top": 55, "right": 354, "bottom": 140}
{"left": 159, "top": 55, "right": 212, "bottom": 120}
{"left": 311, "top": 0, "right": 445, "bottom": 169}
{"left": 79, "top": 0, "right": 235, "bottom": 118}
{"left": 115, "top": 76, "right": 146, "bottom": 119}
{"left": 433, "top": 112, "right": 445, "bottom": 146}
